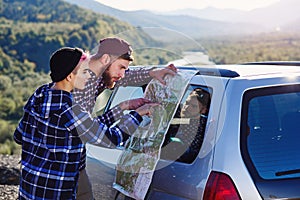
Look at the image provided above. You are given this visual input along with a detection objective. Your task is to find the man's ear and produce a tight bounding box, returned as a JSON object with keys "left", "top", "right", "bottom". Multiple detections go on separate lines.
{"left": 66, "top": 73, "right": 73, "bottom": 82}
{"left": 101, "top": 54, "right": 110, "bottom": 65}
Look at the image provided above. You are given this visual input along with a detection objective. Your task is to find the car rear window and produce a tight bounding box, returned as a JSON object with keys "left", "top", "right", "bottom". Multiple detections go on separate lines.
{"left": 242, "top": 85, "right": 300, "bottom": 180}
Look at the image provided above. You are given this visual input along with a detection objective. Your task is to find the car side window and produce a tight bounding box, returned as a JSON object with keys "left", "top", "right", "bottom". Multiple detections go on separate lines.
{"left": 92, "top": 89, "right": 113, "bottom": 116}
{"left": 160, "top": 85, "right": 212, "bottom": 164}
{"left": 105, "top": 86, "right": 145, "bottom": 114}
{"left": 105, "top": 84, "right": 212, "bottom": 164}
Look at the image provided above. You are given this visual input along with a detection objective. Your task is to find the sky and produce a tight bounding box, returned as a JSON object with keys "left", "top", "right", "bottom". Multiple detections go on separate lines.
{"left": 95, "top": 0, "right": 280, "bottom": 12}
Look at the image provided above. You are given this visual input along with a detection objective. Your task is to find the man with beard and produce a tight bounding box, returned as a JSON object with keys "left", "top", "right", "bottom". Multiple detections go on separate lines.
{"left": 73, "top": 37, "right": 177, "bottom": 114}
{"left": 72, "top": 37, "right": 177, "bottom": 199}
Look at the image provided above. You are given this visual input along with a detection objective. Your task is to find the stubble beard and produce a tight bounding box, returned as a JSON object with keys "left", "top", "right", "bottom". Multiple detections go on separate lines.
{"left": 102, "top": 70, "right": 115, "bottom": 89}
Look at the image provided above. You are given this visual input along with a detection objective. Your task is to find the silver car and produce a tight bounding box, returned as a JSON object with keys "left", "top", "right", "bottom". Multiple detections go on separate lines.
{"left": 86, "top": 63, "right": 300, "bottom": 200}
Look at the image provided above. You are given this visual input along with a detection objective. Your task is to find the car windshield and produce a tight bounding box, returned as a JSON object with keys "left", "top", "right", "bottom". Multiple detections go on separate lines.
{"left": 242, "top": 85, "right": 300, "bottom": 180}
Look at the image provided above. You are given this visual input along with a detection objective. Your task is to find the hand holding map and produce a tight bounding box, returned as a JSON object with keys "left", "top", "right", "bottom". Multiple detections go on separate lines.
{"left": 113, "top": 70, "right": 197, "bottom": 200}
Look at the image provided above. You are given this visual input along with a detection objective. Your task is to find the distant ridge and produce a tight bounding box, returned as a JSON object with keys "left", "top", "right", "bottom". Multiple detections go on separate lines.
{"left": 63, "top": 0, "right": 265, "bottom": 40}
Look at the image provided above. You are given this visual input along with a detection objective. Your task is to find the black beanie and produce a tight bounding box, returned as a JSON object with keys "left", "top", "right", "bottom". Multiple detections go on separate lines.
{"left": 50, "top": 47, "right": 83, "bottom": 82}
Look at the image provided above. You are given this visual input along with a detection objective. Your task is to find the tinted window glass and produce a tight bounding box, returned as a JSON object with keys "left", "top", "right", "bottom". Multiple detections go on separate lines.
{"left": 92, "top": 89, "right": 113, "bottom": 115}
{"left": 109, "top": 86, "right": 144, "bottom": 111}
{"left": 108, "top": 84, "right": 212, "bottom": 164}
{"left": 243, "top": 85, "right": 300, "bottom": 180}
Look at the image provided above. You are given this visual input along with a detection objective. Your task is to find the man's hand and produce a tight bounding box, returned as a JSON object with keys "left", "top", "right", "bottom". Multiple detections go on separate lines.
{"left": 135, "top": 103, "right": 160, "bottom": 116}
{"left": 149, "top": 63, "right": 177, "bottom": 85}
{"left": 119, "top": 98, "right": 152, "bottom": 110}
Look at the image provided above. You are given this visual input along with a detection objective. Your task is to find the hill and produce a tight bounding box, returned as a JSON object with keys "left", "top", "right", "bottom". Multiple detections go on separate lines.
{"left": 63, "top": 0, "right": 264, "bottom": 41}
{"left": 0, "top": 0, "right": 181, "bottom": 156}
{"left": 0, "top": 0, "right": 168, "bottom": 74}
{"left": 168, "top": 0, "right": 300, "bottom": 29}
{"left": 65, "top": 0, "right": 300, "bottom": 40}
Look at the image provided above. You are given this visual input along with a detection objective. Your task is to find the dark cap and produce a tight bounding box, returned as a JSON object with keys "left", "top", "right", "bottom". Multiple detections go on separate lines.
{"left": 98, "top": 37, "right": 133, "bottom": 61}
{"left": 50, "top": 47, "right": 83, "bottom": 82}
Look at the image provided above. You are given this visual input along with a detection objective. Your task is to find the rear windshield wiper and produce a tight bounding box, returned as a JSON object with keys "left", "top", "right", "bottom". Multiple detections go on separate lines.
{"left": 275, "top": 169, "right": 300, "bottom": 176}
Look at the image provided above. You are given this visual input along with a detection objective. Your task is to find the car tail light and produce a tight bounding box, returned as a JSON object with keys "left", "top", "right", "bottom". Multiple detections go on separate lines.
{"left": 203, "top": 171, "right": 241, "bottom": 200}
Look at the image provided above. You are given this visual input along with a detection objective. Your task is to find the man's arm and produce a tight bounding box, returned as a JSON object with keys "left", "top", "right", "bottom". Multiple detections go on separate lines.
{"left": 116, "top": 64, "right": 177, "bottom": 87}
{"left": 97, "top": 98, "right": 153, "bottom": 127}
{"left": 98, "top": 64, "right": 177, "bottom": 126}
{"left": 66, "top": 104, "right": 143, "bottom": 148}
{"left": 116, "top": 66, "right": 154, "bottom": 87}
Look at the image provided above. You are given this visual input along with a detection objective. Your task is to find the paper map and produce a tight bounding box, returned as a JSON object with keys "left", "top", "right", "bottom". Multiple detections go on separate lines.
{"left": 113, "top": 70, "right": 197, "bottom": 200}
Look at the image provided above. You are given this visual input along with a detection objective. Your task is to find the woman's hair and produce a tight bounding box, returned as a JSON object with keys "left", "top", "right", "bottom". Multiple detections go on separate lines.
{"left": 191, "top": 88, "right": 211, "bottom": 108}
{"left": 72, "top": 51, "right": 89, "bottom": 75}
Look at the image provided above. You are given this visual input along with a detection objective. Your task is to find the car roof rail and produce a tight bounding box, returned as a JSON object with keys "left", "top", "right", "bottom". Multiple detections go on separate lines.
{"left": 239, "top": 61, "right": 300, "bottom": 66}
{"left": 177, "top": 66, "right": 240, "bottom": 78}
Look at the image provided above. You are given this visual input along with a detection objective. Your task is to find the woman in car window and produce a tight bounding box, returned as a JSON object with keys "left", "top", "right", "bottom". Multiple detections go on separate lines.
{"left": 162, "top": 88, "right": 211, "bottom": 163}
{"left": 177, "top": 88, "right": 211, "bottom": 163}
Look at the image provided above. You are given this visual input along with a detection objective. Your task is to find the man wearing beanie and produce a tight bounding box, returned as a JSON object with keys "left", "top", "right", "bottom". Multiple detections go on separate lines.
{"left": 72, "top": 37, "right": 177, "bottom": 199}
{"left": 14, "top": 47, "right": 158, "bottom": 200}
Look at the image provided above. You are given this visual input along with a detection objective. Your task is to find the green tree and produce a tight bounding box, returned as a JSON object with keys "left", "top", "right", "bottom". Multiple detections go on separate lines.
{"left": 0, "top": 75, "right": 12, "bottom": 91}
{"left": 0, "top": 98, "right": 16, "bottom": 118}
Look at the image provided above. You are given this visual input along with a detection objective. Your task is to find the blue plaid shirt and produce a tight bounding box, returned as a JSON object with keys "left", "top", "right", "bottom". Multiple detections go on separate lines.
{"left": 14, "top": 83, "right": 142, "bottom": 200}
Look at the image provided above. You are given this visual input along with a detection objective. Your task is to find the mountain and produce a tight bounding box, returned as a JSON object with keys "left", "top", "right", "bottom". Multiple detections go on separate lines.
{"left": 0, "top": 0, "right": 182, "bottom": 132}
{"left": 63, "top": 0, "right": 265, "bottom": 40}
{"left": 64, "top": 0, "right": 300, "bottom": 40}
{"left": 0, "top": 0, "right": 161, "bottom": 73}
{"left": 166, "top": 0, "right": 300, "bottom": 31}
{"left": 165, "top": 7, "right": 245, "bottom": 22}
{"left": 241, "top": 0, "right": 300, "bottom": 29}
